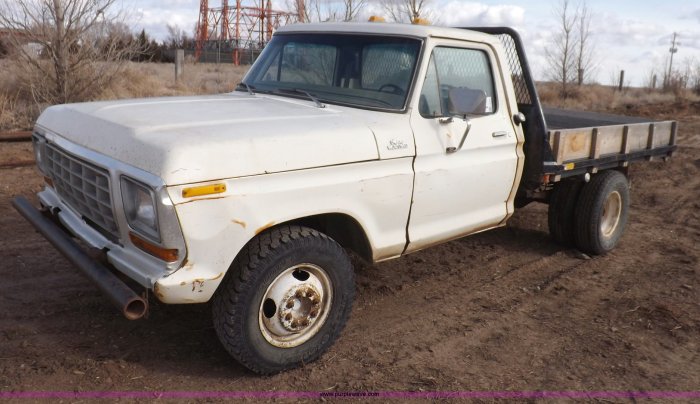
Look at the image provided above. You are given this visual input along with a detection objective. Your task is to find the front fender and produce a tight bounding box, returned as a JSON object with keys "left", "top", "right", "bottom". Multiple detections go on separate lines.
{"left": 154, "top": 158, "right": 413, "bottom": 304}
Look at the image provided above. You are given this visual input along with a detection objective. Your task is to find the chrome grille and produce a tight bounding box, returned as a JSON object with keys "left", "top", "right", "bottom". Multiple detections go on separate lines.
{"left": 45, "top": 144, "right": 119, "bottom": 238}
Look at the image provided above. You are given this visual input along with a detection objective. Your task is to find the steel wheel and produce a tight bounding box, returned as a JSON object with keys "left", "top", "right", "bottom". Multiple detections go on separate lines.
{"left": 213, "top": 225, "right": 354, "bottom": 374}
{"left": 574, "top": 170, "right": 630, "bottom": 255}
{"left": 600, "top": 191, "right": 622, "bottom": 238}
{"left": 258, "top": 264, "right": 332, "bottom": 348}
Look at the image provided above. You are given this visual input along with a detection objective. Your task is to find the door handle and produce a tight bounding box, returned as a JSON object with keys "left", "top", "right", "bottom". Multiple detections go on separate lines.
{"left": 492, "top": 131, "right": 508, "bottom": 138}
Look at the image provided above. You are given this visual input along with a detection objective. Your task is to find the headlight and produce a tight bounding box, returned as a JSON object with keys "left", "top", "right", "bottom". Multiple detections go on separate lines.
{"left": 121, "top": 177, "right": 160, "bottom": 241}
{"left": 32, "top": 133, "right": 47, "bottom": 174}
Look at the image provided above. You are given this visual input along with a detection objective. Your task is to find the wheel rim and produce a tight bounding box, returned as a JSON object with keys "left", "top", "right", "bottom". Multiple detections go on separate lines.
{"left": 258, "top": 264, "right": 332, "bottom": 348}
{"left": 600, "top": 191, "right": 622, "bottom": 238}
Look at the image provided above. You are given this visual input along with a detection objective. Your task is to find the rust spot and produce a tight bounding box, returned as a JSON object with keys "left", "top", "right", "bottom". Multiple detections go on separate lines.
{"left": 179, "top": 281, "right": 187, "bottom": 286}
{"left": 566, "top": 132, "right": 588, "bottom": 153}
{"left": 231, "top": 219, "right": 247, "bottom": 229}
{"left": 255, "top": 221, "right": 276, "bottom": 236}
{"left": 191, "top": 279, "right": 205, "bottom": 292}
{"left": 153, "top": 283, "right": 166, "bottom": 301}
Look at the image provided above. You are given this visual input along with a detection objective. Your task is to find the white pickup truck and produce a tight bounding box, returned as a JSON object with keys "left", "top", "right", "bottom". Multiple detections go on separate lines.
{"left": 14, "top": 23, "right": 677, "bottom": 374}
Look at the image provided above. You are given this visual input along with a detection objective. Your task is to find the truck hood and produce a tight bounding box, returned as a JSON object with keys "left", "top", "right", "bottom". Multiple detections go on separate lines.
{"left": 36, "top": 93, "right": 380, "bottom": 185}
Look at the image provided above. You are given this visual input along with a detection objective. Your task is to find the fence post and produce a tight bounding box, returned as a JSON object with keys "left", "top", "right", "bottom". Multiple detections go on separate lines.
{"left": 175, "top": 49, "right": 184, "bottom": 82}
{"left": 652, "top": 74, "right": 657, "bottom": 90}
{"left": 618, "top": 70, "right": 625, "bottom": 92}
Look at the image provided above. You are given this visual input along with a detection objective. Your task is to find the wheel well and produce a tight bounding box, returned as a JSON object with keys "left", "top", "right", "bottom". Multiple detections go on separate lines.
{"left": 280, "top": 214, "right": 373, "bottom": 263}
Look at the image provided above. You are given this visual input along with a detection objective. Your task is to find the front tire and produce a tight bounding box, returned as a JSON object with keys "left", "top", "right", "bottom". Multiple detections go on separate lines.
{"left": 212, "top": 225, "right": 355, "bottom": 374}
{"left": 574, "top": 170, "right": 630, "bottom": 255}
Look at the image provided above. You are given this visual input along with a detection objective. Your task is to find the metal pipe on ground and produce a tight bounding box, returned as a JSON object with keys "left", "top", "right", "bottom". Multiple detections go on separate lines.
{"left": 12, "top": 196, "right": 148, "bottom": 320}
{"left": 0, "top": 160, "right": 35, "bottom": 169}
{"left": 0, "top": 131, "right": 32, "bottom": 142}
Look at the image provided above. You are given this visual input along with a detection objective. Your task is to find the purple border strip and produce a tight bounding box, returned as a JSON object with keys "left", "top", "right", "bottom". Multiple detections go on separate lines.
{"left": 1, "top": 391, "right": 700, "bottom": 399}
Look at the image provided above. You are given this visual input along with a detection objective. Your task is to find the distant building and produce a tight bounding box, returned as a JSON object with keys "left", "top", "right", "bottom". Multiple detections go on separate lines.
{"left": 0, "top": 28, "right": 43, "bottom": 58}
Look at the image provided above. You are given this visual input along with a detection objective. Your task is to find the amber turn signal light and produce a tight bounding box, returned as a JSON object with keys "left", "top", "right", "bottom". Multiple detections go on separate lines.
{"left": 129, "top": 232, "right": 179, "bottom": 262}
{"left": 182, "top": 183, "right": 227, "bottom": 198}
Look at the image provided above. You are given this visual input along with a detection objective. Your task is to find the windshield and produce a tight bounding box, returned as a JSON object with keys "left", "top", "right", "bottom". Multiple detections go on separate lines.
{"left": 243, "top": 34, "right": 422, "bottom": 110}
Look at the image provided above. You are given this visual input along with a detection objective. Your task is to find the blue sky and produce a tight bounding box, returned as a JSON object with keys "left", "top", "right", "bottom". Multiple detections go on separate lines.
{"left": 127, "top": 0, "right": 700, "bottom": 86}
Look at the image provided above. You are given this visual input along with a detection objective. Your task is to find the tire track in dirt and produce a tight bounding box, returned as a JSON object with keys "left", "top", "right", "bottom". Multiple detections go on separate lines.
{"left": 318, "top": 224, "right": 596, "bottom": 390}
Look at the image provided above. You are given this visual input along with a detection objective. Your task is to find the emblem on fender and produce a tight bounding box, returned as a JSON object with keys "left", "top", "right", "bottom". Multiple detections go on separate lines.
{"left": 387, "top": 139, "right": 408, "bottom": 150}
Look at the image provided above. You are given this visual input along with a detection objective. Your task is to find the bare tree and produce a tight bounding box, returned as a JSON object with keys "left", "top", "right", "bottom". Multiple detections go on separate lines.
{"left": 342, "top": 0, "right": 366, "bottom": 21}
{"left": 690, "top": 59, "right": 700, "bottom": 94}
{"left": 678, "top": 57, "right": 697, "bottom": 90}
{"left": 166, "top": 24, "right": 186, "bottom": 49}
{"left": 0, "top": 0, "right": 137, "bottom": 105}
{"left": 288, "top": 0, "right": 341, "bottom": 22}
{"left": 575, "top": 1, "right": 596, "bottom": 85}
{"left": 546, "top": 0, "right": 578, "bottom": 97}
{"left": 382, "top": 0, "right": 433, "bottom": 24}
{"left": 643, "top": 67, "right": 659, "bottom": 91}
{"left": 165, "top": 24, "right": 194, "bottom": 51}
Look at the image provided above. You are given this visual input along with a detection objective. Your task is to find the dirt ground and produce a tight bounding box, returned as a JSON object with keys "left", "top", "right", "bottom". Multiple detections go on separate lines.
{"left": 0, "top": 103, "right": 698, "bottom": 400}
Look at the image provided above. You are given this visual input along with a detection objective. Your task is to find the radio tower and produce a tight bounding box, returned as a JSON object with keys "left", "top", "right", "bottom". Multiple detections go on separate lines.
{"left": 195, "top": 0, "right": 303, "bottom": 65}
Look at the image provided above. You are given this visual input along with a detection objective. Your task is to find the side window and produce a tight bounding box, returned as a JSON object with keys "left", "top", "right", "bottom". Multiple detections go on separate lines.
{"left": 419, "top": 47, "right": 496, "bottom": 118}
{"left": 260, "top": 42, "right": 336, "bottom": 86}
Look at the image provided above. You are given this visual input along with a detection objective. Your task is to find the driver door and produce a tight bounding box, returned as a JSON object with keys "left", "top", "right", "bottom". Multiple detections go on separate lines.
{"left": 406, "top": 41, "right": 520, "bottom": 252}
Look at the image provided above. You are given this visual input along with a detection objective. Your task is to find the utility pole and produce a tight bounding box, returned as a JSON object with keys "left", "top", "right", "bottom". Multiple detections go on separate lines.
{"left": 665, "top": 32, "right": 679, "bottom": 88}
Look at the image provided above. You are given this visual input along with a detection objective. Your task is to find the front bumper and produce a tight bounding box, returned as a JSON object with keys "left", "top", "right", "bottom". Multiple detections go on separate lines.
{"left": 12, "top": 196, "right": 148, "bottom": 320}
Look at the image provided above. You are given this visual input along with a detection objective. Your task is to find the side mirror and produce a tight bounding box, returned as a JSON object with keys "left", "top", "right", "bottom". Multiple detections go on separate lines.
{"left": 448, "top": 87, "right": 487, "bottom": 116}
{"left": 442, "top": 87, "right": 484, "bottom": 154}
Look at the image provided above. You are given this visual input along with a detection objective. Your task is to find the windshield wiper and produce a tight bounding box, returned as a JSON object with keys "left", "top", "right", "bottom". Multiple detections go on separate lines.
{"left": 277, "top": 88, "right": 325, "bottom": 108}
{"left": 236, "top": 82, "right": 255, "bottom": 95}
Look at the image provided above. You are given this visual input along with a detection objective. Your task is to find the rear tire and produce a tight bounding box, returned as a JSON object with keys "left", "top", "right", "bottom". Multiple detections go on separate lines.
{"left": 548, "top": 179, "right": 584, "bottom": 247}
{"left": 212, "top": 225, "right": 355, "bottom": 375}
{"left": 574, "top": 171, "right": 630, "bottom": 255}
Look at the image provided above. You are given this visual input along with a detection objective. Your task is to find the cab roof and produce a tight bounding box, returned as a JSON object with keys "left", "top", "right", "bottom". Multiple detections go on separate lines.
{"left": 276, "top": 22, "right": 500, "bottom": 47}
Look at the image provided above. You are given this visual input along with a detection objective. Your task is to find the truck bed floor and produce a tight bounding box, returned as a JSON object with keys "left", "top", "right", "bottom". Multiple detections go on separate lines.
{"left": 543, "top": 108, "right": 651, "bottom": 130}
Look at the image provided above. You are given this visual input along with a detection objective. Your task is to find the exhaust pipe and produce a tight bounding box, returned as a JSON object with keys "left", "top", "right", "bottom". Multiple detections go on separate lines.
{"left": 12, "top": 196, "right": 148, "bottom": 320}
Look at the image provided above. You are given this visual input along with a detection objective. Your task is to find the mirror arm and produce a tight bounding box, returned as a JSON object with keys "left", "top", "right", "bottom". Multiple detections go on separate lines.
{"left": 446, "top": 118, "right": 471, "bottom": 154}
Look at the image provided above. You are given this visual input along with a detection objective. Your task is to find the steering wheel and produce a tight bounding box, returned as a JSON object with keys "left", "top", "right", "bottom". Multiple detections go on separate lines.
{"left": 378, "top": 83, "right": 405, "bottom": 95}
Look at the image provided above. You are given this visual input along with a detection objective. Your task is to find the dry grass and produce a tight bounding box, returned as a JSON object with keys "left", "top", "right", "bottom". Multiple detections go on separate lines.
{"left": 0, "top": 61, "right": 39, "bottom": 131}
{"left": 537, "top": 81, "right": 700, "bottom": 111}
{"left": 0, "top": 59, "right": 248, "bottom": 131}
{"left": 99, "top": 62, "right": 248, "bottom": 100}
